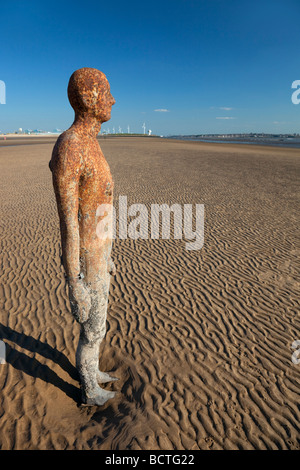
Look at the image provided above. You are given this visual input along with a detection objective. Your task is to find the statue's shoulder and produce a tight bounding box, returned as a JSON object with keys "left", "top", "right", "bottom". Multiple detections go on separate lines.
{"left": 50, "top": 130, "right": 83, "bottom": 173}
{"left": 53, "top": 129, "right": 81, "bottom": 154}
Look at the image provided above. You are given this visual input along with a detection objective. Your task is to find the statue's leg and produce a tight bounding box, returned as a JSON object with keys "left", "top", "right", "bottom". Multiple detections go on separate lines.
{"left": 95, "top": 268, "right": 118, "bottom": 384}
{"left": 76, "top": 171, "right": 117, "bottom": 404}
{"left": 76, "top": 275, "right": 116, "bottom": 406}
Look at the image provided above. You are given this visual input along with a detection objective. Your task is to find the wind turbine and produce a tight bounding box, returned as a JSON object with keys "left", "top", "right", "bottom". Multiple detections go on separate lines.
{"left": 142, "top": 123, "right": 146, "bottom": 135}
{"left": 127, "top": 125, "right": 130, "bottom": 134}
{"left": 119, "top": 126, "right": 122, "bottom": 134}
{"left": 113, "top": 127, "right": 115, "bottom": 134}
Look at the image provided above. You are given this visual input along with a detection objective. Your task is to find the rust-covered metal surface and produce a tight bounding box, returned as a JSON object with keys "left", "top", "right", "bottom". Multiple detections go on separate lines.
{"left": 49, "top": 68, "right": 117, "bottom": 406}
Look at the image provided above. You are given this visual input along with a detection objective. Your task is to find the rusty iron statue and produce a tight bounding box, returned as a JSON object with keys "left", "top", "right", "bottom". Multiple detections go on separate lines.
{"left": 49, "top": 68, "right": 117, "bottom": 406}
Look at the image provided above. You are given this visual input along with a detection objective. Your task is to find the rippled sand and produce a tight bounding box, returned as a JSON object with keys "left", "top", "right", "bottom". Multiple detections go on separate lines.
{"left": 0, "top": 137, "right": 299, "bottom": 450}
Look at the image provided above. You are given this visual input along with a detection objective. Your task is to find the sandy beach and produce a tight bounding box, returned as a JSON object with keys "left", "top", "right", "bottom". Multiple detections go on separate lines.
{"left": 0, "top": 136, "right": 299, "bottom": 450}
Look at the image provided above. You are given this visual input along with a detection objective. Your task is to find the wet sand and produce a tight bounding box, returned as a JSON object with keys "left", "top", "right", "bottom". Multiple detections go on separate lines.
{"left": 0, "top": 137, "right": 299, "bottom": 450}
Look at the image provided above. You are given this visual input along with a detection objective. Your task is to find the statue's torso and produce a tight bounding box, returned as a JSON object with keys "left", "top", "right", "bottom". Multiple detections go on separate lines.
{"left": 51, "top": 130, "right": 114, "bottom": 206}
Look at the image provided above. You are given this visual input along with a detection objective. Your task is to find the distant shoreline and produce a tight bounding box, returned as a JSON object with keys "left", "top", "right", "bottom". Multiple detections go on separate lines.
{"left": 1, "top": 134, "right": 300, "bottom": 151}
{"left": 0, "top": 134, "right": 159, "bottom": 147}
{"left": 168, "top": 136, "right": 300, "bottom": 149}
{"left": 1, "top": 133, "right": 300, "bottom": 149}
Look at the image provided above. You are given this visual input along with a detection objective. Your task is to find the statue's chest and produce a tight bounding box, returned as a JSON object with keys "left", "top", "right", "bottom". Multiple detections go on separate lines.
{"left": 80, "top": 143, "right": 114, "bottom": 200}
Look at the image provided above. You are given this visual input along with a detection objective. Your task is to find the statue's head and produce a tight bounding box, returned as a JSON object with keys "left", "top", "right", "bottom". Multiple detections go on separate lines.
{"left": 67, "top": 67, "right": 115, "bottom": 122}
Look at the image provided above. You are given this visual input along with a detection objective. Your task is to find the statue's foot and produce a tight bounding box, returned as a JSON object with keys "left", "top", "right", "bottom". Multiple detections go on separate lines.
{"left": 97, "top": 370, "right": 119, "bottom": 384}
{"left": 82, "top": 387, "right": 116, "bottom": 406}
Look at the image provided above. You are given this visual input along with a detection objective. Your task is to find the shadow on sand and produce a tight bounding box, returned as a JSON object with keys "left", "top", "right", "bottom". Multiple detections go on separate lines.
{"left": 0, "top": 323, "right": 80, "bottom": 402}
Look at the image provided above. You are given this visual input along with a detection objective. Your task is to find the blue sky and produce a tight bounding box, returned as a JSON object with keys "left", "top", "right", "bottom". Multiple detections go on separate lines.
{"left": 0, "top": 0, "right": 299, "bottom": 135}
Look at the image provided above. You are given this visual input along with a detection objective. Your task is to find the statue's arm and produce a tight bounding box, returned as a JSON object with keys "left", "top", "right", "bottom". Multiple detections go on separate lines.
{"left": 51, "top": 149, "right": 91, "bottom": 322}
{"left": 51, "top": 153, "right": 81, "bottom": 281}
